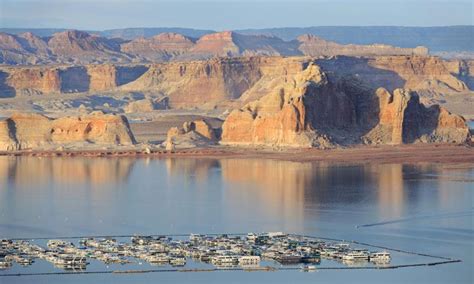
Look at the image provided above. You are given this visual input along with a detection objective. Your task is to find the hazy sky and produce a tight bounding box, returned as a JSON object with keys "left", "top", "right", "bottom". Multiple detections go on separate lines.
{"left": 0, "top": 0, "right": 472, "bottom": 30}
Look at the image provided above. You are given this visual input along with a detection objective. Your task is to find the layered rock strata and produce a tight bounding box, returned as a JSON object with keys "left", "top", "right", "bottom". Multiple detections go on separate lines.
{"left": 0, "top": 112, "right": 136, "bottom": 151}
{"left": 221, "top": 63, "right": 470, "bottom": 148}
{"left": 1, "top": 56, "right": 471, "bottom": 108}
{"left": 0, "top": 30, "right": 430, "bottom": 64}
{"left": 298, "top": 34, "right": 428, "bottom": 57}
{"left": 164, "top": 119, "right": 217, "bottom": 149}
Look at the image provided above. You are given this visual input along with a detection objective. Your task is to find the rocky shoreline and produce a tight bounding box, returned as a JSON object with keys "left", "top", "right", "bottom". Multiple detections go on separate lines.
{"left": 1, "top": 144, "right": 473, "bottom": 164}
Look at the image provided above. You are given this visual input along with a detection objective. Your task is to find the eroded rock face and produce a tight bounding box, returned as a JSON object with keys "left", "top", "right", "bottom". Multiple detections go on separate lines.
{"left": 5, "top": 67, "right": 61, "bottom": 93}
{"left": 121, "top": 33, "right": 195, "bottom": 61}
{"left": 120, "top": 57, "right": 312, "bottom": 108}
{"left": 164, "top": 119, "right": 217, "bottom": 149}
{"left": 221, "top": 63, "right": 470, "bottom": 148}
{"left": 316, "top": 56, "right": 470, "bottom": 96}
{"left": 123, "top": 97, "right": 168, "bottom": 113}
{"left": 221, "top": 63, "right": 334, "bottom": 148}
{"left": 1, "top": 64, "right": 148, "bottom": 95}
{"left": 0, "top": 112, "right": 136, "bottom": 151}
{"left": 188, "top": 31, "right": 240, "bottom": 58}
{"left": 1, "top": 55, "right": 470, "bottom": 104}
{"left": 87, "top": 64, "right": 118, "bottom": 91}
{"left": 362, "top": 88, "right": 469, "bottom": 144}
{"left": 298, "top": 35, "right": 428, "bottom": 57}
{"left": 0, "top": 30, "right": 433, "bottom": 64}
{"left": 120, "top": 57, "right": 268, "bottom": 108}
{"left": 183, "top": 31, "right": 300, "bottom": 59}
{"left": 47, "top": 30, "right": 130, "bottom": 63}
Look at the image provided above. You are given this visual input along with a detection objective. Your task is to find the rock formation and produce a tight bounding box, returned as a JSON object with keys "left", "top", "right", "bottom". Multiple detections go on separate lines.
{"left": 87, "top": 64, "right": 118, "bottom": 91}
{"left": 164, "top": 119, "right": 217, "bottom": 149}
{"left": 182, "top": 31, "right": 299, "bottom": 59}
{"left": 0, "top": 32, "right": 44, "bottom": 64}
{"left": 121, "top": 33, "right": 194, "bottom": 61}
{"left": 123, "top": 97, "right": 168, "bottom": 113}
{"left": 120, "top": 57, "right": 269, "bottom": 108}
{"left": 221, "top": 64, "right": 334, "bottom": 148}
{"left": 221, "top": 63, "right": 470, "bottom": 148}
{"left": 314, "top": 55, "right": 474, "bottom": 108}
{"left": 0, "top": 30, "right": 431, "bottom": 64}
{"left": 1, "top": 64, "right": 148, "bottom": 96}
{"left": 47, "top": 30, "right": 129, "bottom": 63}
{"left": 298, "top": 34, "right": 428, "bottom": 57}
{"left": 1, "top": 55, "right": 470, "bottom": 104}
{"left": 187, "top": 31, "right": 240, "bottom": 58}
{"left": 0, "top": 112, "right": 136, "bottom": 151}
{"left": 3, "top": 67, "right": 61, "bottom": 94}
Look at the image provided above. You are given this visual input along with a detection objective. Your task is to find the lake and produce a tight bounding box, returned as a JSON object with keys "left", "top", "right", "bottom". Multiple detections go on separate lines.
{"left": 0, "top": 156, "right": 473, "bottom": 283}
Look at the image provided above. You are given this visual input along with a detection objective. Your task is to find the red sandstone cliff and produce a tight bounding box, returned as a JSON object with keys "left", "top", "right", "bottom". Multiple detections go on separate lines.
{"left": 221, "top": 63, "right": 470, "bottom": 147}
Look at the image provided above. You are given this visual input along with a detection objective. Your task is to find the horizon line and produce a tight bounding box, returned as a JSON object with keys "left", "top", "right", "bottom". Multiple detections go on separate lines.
{"left": 1, "top": 25, "right": 473, "bottom": 32}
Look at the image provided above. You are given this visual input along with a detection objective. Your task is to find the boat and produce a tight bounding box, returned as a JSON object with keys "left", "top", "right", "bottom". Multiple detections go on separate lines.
{"left": 370, "top": 251, "right": 391, "bottom": 262}
{"left": 267, "top": 232, "right": 286, "bottom": 238}
{"left": 342, "top": 250, "right": 369, "bottom": 261}
{"left": 53, "top": 254, "right": 88, "bottom": 266}
{"left": 0, "top": 259, "right": 11, "bottom": 269}
{"left": 238, "top": 255, "right": 260, "bottom": 266}
{"left": 169, "top": 257, "right": 186, "bottom": 266}
{"left": 146, "top": 254, "right": 169, "bottom": 264}
{"left": 211, "top": 255, "right": 238, "bottom": 266}
{"left": 301, "top": 254, "right": 321, "bottom": 264}
{"left": 301, "top": 265, "right": 317, "bottom": 271}
{"left": 190, "top": 234, "right": 204, "bottom": 242}
{"left": 6, "top": 255, "right": 34, "bottom": 266}
{"left": 275, "top": 254, "right": 302, "bottom": 264}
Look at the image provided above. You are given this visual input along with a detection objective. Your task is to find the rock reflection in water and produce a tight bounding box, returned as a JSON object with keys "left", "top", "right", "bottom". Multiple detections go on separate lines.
{"left": 219, "top": 159, "right": 311, "bottom": 232}
{"left": 0, "top": 156, "right": 136, "bottom": 187}
{"left": 0, "top": 156, "right": 470, "bottom": 237}
{"left": 162, "top": 158, "right": 469, "bottom": 232}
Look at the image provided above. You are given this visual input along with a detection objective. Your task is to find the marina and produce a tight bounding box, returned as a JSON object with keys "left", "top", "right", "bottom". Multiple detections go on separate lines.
{"left": 0, "top": 232, "right": 461, "bottom": 276}
{"left": 0, "top": 158, "right": 471, "bottom": 283}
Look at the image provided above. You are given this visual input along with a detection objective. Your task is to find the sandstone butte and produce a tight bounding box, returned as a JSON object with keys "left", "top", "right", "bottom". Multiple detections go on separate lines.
{"left": 164, "top": 119, "right": 218, "bottom": 150}
{"left": 220, "top": 63, "right": 470, "bottom": 148}
{"left": 0, "top": 112, "right": 136, "bottom": 151}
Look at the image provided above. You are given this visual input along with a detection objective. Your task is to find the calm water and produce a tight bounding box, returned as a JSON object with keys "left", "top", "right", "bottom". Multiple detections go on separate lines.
{"left": 0, "top": 156, "right": 473, "bottom": 283}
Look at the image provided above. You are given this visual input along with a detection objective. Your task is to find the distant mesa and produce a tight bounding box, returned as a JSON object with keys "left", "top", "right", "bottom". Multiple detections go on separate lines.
{"left": 120, "top": 32, "right": 195, "bottom": 62}
{"left": 0, "top": 29, "right": 430, "bottom": 64}
{"left": 297, "top": 34, "right": 428, "bottom": 57}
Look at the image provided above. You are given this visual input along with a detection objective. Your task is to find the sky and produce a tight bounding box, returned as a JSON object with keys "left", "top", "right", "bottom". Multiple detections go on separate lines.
{"left": 0, "top": 0, "right": 472, "bottom": 30}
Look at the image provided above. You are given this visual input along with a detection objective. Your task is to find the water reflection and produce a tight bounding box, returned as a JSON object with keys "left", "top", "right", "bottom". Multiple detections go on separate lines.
{"left": 1, "top": 156, "right": 472, "bottom": 284}
{"left": 220, "top": 159, "right": 311, "bottom": 232}
{"left": 373, "top": 164, "right": 404, "bottom": 219}
{"left": 165, "top": 158, "right": 221, "bottom": 184}
{"left": 0, "top": 156, "right": 136, "bottom": 187}
{"left": 0, "top": 156, "right": 472, "bottom": 236}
